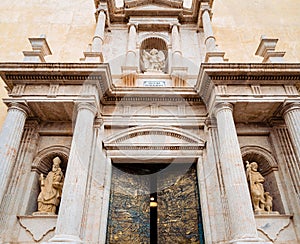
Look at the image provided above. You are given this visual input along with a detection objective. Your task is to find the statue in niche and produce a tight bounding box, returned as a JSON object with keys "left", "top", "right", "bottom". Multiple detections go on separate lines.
{"left": 36, "top": 156, "right": 64, "bottom": 215}
{"left": 142, "top": 48, "right": 165, "bottom": 72}
{"left": 246, "top": 161, "right": 278, "bottom": 214}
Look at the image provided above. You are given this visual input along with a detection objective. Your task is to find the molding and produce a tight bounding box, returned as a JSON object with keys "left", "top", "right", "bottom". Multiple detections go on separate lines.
{"left": 0, "top": 63, "right": 202, "bottom": 105}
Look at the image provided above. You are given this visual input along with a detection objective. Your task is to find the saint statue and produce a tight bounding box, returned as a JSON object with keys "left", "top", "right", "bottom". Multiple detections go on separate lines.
{"left": 36, "top": 156, "right": 64, "bottom": 214}
{"left": 246, "top": 161, "right": 277, "bottom": 214}
{"left": 142, "top": 48, "right": 165, "bottom": 72}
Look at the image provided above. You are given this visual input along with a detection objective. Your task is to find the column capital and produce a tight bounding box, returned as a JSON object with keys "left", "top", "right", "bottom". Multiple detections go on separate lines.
{"left": 96, "top": 5, "right": 107, "bottom": 15}
{"left": 213, "top": 102, "right": 234, "bottom": 116}
{"left": 282, "top": 102, "right": 300, "bottom": 116}
{"left": 128, "top": 22, "right": 138, "bottom": 28}
{"left": 76, "top": 102, "right": 98, "bottom": 117}
{"left": 170, "top": 22, "right": 180, "bottom": 28}
{"left": 7, "top": 102, "right": 30, "bottom": 116}
{"left": 200, "top": 2, "right": 211, "bottom": 15}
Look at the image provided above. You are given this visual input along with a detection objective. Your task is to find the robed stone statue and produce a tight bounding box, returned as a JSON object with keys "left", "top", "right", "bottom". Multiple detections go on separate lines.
{"left": 36, "top": 156, "right": 64, "bottom": 215}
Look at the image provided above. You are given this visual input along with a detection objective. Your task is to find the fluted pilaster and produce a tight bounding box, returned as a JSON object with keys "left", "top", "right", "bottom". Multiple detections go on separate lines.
{"left": 0, "top": 103, "right": 29, "bottom": 204}
{"left": 214, "top": 103, "right": 260, "bottom": 243}
{"left": 282, "top": 103, "right": 300, "bottom": 159}
{"left": 49, "top": 102, "right": 97, "bottom": 243}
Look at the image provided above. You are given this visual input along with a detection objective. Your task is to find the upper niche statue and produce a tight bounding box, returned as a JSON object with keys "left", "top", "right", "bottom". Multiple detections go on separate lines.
{"left": 36, "top": 156, "right": 64, "bottom": 214}
{"left": 246, "top": 161, "right": 278, "bottom": 214}
{"left": 142, "top": 48, "right": 166, "bottom": 72}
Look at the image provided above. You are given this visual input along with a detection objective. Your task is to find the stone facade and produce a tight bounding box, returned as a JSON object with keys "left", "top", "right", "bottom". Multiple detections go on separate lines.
{"left": 0, "top": 0, "right": 300, "bottom": 243}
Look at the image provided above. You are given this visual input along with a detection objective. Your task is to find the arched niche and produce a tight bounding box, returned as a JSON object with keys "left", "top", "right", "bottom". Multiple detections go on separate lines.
{"left": 27, "top": 146, "right": 70, "bottom": 214}
{"left": 32, "top": 146, "right": 70, "bottom": 175}
{"left": 140, "top": 37, "right": 168, "bottom": 73}
{"left": 241, "top": 146, "right": 284, "bottom": 213}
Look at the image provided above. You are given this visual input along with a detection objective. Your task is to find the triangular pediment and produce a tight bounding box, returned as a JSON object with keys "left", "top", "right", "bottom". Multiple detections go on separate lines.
{"left": 104, "top": 126, "right": 205, "bottom": 149}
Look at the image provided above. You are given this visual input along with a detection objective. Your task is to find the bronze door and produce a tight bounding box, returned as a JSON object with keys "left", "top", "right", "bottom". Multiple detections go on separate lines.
{"left": 106, "top": 163, "right": 204, "bottom": 244}
{"left": 106, "top": 166, "right": 150, "bottom": 244}
{"left": 157, "top": 164, "right": 202, "bottom": 243}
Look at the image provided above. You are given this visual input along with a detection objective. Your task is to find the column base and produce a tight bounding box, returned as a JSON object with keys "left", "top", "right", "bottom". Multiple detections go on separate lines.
{"left": 46, "top": 234, "right": 83, "bottom": 243}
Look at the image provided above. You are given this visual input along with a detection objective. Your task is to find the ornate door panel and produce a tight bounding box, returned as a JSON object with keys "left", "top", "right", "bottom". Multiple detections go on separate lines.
{"left": 157, "top": 164, "right": 202, "bottom": 244}
{"left": 106, "top": 166, "right": 150, "bottom": 244}
{"left": 106, "top": 163, "right": 204, "bottom": 244}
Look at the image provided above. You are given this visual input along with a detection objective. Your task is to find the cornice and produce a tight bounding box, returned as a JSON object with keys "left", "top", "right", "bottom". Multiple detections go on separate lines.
{"left": 0, "top": 62, "right": 202, "bottom": 105}
{"left": 196, "top": 63, "right": 300, "bottom": 108}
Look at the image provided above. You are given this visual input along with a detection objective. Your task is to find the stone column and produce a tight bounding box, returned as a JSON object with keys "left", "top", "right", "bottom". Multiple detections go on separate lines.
{"left": 214, "top": 103, "right": 260, "bottom": 243}
{"left": 201, "top": 4, "right": 216, "bottom": 52}
{"left": 282, "top": 103, "right": 300, "bottom": 161}
{"left": 0, "top": 103, "right": 29, "bottom": 204}
{"left": 122, "top": 23, "right": 138, "bottom": 86}
{"left": 49, "top": 102, "right": 97, "bottom": 243}
{"left": 92, "top": 9, "right": 106, "bottom": 53}
{"left": 171, "top": 23, "right": 187, "bottom": 86}
{"left": 171, "top": 24, "right": 182, "bottom": 67}
{"left": 84, "top": 8, "right": 106, "bottom": 62}
{"left": 200, "top": 3, "right": 225, "bottom": 62}
{"left": 126, "top": 23, "right": 137, "bottom": 66}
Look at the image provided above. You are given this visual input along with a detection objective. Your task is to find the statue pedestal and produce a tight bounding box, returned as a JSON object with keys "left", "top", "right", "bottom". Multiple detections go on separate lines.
{"left": 255, "top": 210, "right": 280, "bottom": 215}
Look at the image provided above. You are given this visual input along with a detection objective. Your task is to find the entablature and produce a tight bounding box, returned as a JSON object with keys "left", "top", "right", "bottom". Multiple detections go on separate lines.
{"left": 196, "top": 63, "right": 300, "bottom": 123}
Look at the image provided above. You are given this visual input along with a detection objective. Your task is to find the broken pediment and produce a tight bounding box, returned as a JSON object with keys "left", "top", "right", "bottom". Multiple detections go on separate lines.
{"left": 124, "top": 3, "right": 183, "bottom": 18}
{"left": 124, "top": 0, "right": 183, "bottom": 9}
{"left": 100, "top": 0, "right": 205, "bottom": 23}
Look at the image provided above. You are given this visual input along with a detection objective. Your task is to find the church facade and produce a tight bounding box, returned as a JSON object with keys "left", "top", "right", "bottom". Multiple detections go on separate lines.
{"left": 0, "top": 0, "right": 300, "bottom": 243}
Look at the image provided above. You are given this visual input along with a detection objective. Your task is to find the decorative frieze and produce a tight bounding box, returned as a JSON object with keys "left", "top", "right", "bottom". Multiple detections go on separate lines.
{"left": 47, "top": 84, "right": 59, "bottom": 97}
{"left": 284, "top": 85, "right": 298, "bottom": 96}
{"left": 11, "top": 84, "right": 26, "bottom": 96}
{"left": 251, "top": 85, "right": 262, "bottom": 96}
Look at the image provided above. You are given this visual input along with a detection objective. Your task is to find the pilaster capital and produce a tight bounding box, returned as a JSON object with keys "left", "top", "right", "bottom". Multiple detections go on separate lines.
{"left": 7, "top": 102, "right": 30, "bottom": 117}
{"left": 213, "top": 102, "right": 234, "bottom": 116}
{"left": 281, "top": 102, "right": 300, "bottom": 116}
{"left": 76, "top": 102, "right": 98, "bottom": 117}
{"left": 204, "top": 117, "right": 217, "bottom": 129}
